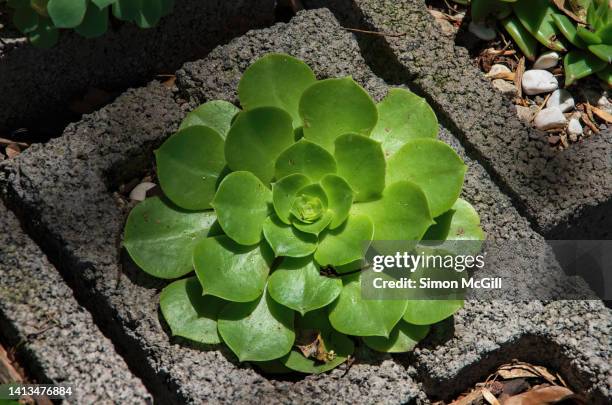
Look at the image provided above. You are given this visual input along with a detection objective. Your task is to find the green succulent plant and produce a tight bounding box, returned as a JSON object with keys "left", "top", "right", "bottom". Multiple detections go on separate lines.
{"left": 123, "top": 54, "right": 484, "bottom": 373}
{"left": 455, "top": 0, "right": 612, "bottom": 86}
{"left": 3, "top": 0, "right": 174, "bottom": 48}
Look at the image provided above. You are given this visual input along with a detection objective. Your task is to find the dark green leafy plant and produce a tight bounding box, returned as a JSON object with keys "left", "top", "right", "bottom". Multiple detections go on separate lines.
{"left": 3, "top": 0, "right": 174, "bottom": 48}
{"left": 456, "top": 0, "right": 611, "bottom": 86}
{"left": 123, "top": 54, "right": 485, "bottom": 373}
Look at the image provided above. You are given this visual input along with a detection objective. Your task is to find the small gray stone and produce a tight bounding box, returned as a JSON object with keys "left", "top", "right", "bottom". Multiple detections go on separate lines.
{"left": 516, "top": 105, "right": 534, "bottom": 122}
{"left": 547, "top": 89, "right": 575, "bottom": 113}
{"left": 492, "top": 79, "right": 518, "bottom": 97}
{"left": 522, "top": 69, "right": 558, "bottom": 95}
{"left": 533, "top": 51, "right": 560, "bottom": 70}
{"left": 468, "top": 21, "right": 496, "bottom": 40}
{"left": 534, "top": 107, "right": 567, "bottom": 130}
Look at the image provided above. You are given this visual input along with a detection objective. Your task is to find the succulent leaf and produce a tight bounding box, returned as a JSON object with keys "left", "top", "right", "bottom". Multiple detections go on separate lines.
{"left": 596, "top": 64, "right": 612, "bottom": 85}
{"left": 274, "top": 139, "right": 337, "bottom": 182}
{"left": 576, "top": 25, "right": 603, "bottom": 44}
{"left": 155, "top": 125, "right": 226, "bottom": 211}
{"left": 588, "top": 44, "right": 612, "bottom": 63}
{"left": 218, "top": 290, "right": 295, "bottom": 362}
{"left": 133, "top": 0, "right": 163, "bottom": 28}
{"left": 513, "top": 0, "right": 567, "bottom": 51}
{"left": 160, "top": 277, "right": 224, "bottom": 344}
{"left": 193, "top": 235, "right": 271, "bottom": 302}
{"left": 75, "top": 1, "right": 109, "bottom": 39}
{"left": 353, "top": 181, "right": 434, "bottom": 244}
{"left": 334, "top": 133, "right": 386, "bottom": 202}
{"left": 293, "top": 211, "right": 334, "bottom": 236}
{"left": 272, "top": 174, "right": 312, "bottom": 224}
{"left": 314, "top": 214, "right": 374, "bottom": 267}
{"left": 268, "top": 257, "right": 342, "bottom": 315}
{"left": 387, "top": 139, "right": 466, "bottom": 217}
{"left": 320, "top": 174, "right": 354, "bottom": 229}
{"left": 551, "top": 13, "right": 589, "bottom": 49}
{"left": 403, "top": 300, "right": 464, "bottom": 325}
{"left": 179, "top": 100, "right": 241, "bottom": 136}
{"left": 28, "top": 17, "right": 59, "bottom": 48}
{"left": 47, "top": 0, "right": 87, "bottom": 28}
{"left": 362, "top": 320, "right": 430, "bottom": 353}
{"left": 238, "top": 53, "right": 317, "bottom": 128}
{"left": 564, "top": 49, "right": 608, "bottom": 85}
{"left": 328, "top": 272, "right": 407, "bottom": 337}
{"left": 263, "top": 215, "right": 317, "bottom": 258}
{"left": 123, "top": 197, "right": 217, "bottom": 279}
{"left": 299, "top": 77, "right": 378, "bottom": 152}
{"left": 212, "top": 171, "right": 272, "bottom": 246}
{"left": 225, "top": 107, "right": 294, "bottom": 184}
{"left": 13, "top": 6, "right": 39, "bottom": 33}
{"left": 502, "top": 15, "right": 540, "bottom": 60}
{"left": 371, "top": 88, "right": 439, "bottom": 156}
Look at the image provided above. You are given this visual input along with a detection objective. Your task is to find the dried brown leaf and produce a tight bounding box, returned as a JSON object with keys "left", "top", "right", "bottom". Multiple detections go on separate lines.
{"left": 487, "top": 72, "right": 516, "bottom": 81}
{"left": 0, "top": 137, "right": 28, "bottom": 147}
{"left": 296, "top": 332, "right": 335, "bottom": 363}
{"left": 501, "top": 386, "right": 574, "bottom": 405}
{"left": 162, "top": 75, "right": 177, "bottom": 88}
{"left": 581, "top": 112, "right": 600, "bottom": 134}
{"left": 590, "top": 106, "right": 612, "bottom": 123}
{"left": 482, "top": 387, "right": 501, "bottom": 405}
{"left": 515, "top": 57, "right": 525, "bottom": 98}
{"left": 551, "top": 0, "right": 586, "bottom": 24}
{"left": 450, "top": 389, "right": 484, "bottom": 405}
{"left": 498, "top": 363, "right": 557, "bottom": 384}
{"left": 5, "top": 143, "right": 21, "bottom": 159}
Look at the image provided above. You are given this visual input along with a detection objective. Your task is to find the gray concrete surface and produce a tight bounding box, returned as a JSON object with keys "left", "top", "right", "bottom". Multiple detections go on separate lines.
{"left": 0, "top": 201, "right": 152, "bottom": 404}
{"left": 304, "top": 0, "right": 612, "bottom": 241}
{"left": 0, "top": 7, "right": 609, "bottom": 404}
{"left": 0, "top": 0, "right": 275, "bottom": 134}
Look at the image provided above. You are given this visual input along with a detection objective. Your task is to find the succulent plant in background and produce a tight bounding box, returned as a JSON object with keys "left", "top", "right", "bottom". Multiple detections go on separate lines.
{"left": 3, "top": 0, "right": 174, "bottom": 48}
{"left": 456, "top": 0, "right": 611, "bottom": 86}
{"left": 123, "top": 54, "right": 484, "bottom": 373}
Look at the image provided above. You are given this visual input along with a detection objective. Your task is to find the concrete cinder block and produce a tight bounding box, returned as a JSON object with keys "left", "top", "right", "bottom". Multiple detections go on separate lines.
{"left": 0, "top": 7, "right": 609, "bottom": 404}
{"left": 0, "top": 0, "right": 275, "bottom": 133}
{"left": 0, "top": 201, "right": 152, "bottom": 404}
{"left": 303, "top": 0, "right": 612, "bottom": 240}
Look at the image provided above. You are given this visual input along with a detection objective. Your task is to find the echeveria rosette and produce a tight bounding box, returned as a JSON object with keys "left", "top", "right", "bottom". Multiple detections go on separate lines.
{"left": 123, "top": 53, "right": 485, "bottom": 373}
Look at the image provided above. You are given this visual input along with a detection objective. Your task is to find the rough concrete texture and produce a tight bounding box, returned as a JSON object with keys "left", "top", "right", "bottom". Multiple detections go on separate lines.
{"left": 0, "top": 7, "right": 609, "bottom": 404}
{"left": 0, "top": 202, "right": 151, "bottom": 404}
{"left": 303, "top": 0, "right": 612, "bottom": 240}
{"left": 411, "top": 130, "right": 611, "bottom": 402}
{"left": 1, "top": 11, "right": 425, "bottom": 404}
{"left": 0, "top": 0, "right": 275, "bottom": 133}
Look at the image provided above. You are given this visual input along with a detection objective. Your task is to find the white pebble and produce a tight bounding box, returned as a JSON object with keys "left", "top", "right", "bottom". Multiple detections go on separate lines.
{"left": 567, "top": 118, "right": 583, "bottom": 136}
{"left": 487, "top": 64, "right": 511, "bottom": 77}
{"left": 534, "top": 107, "right": 567, "bottom": 130}
{"left": 546, "top": 89, "right": 575, "bottom": 112}
{"left": 130, "top": 182, "right": 157, "bottom": 201}
{"left": 469, "top": 21, "right": 496, "bottom": 41}
{"left": 522, "top": 70, "right": 559, "bottom": 95}
{"left": 597, "top": 95, "right": 612, "bottom": 114}
{"left": 533, "top": 51, "right": 560, "bottom": 70}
